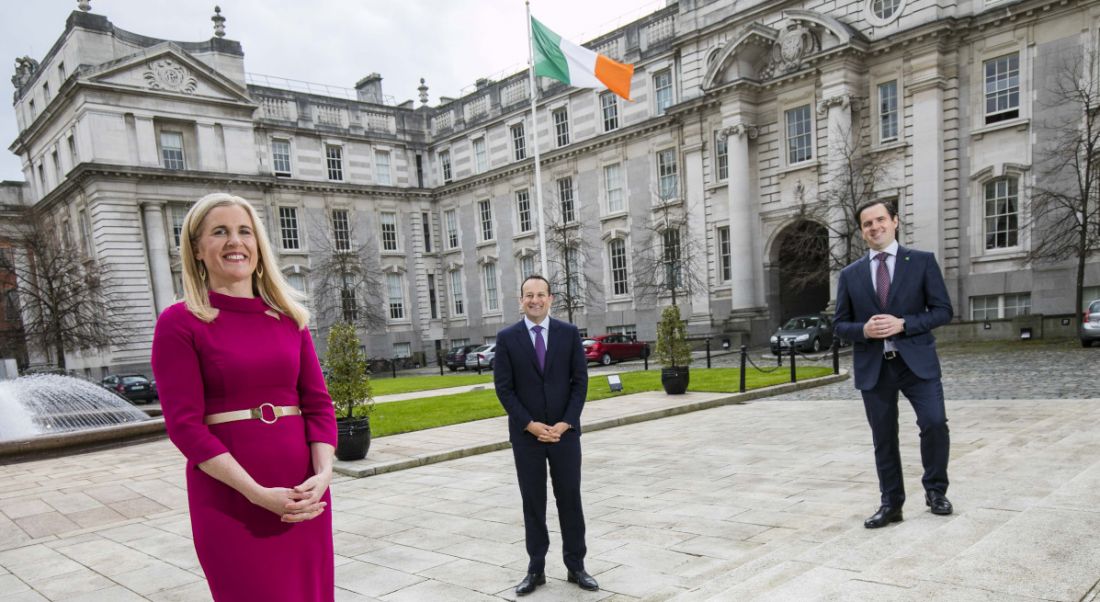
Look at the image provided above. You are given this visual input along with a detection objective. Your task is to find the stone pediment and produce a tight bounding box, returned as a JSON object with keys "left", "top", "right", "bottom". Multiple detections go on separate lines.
{"left": 702, "top": 10, "right": 867, "bottom": 91}
{"left": 84, "top": 44, "right": 252, "bottom": 104}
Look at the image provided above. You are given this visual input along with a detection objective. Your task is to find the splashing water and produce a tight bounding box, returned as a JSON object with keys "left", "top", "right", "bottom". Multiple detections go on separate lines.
{"left": 0, "top": 374, "right": 151, "bottom": 441}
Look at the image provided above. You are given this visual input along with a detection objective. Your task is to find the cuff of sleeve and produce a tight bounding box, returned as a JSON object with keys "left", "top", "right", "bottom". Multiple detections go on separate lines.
{"left": 186, "top": 442, "right": 230, "bottom": 467}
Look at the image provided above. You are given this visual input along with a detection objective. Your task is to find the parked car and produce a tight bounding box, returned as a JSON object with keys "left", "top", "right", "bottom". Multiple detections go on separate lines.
{"left": 445, "top": 344, "right": 479, "bottom": 371}
{"left": 770, "top": 315, "right": 835, "bottom": 354}
{"left": 465, "top": 344, "right": 496, "bottom": 370}
{"left": 1081, "top": 299, "right": 1100, "bottom": 347}
{"left": 583, "top": 334, "right": 650, "bottom": 366}
{"left": 101, "top": 374, "right": 156, "bottom": 403}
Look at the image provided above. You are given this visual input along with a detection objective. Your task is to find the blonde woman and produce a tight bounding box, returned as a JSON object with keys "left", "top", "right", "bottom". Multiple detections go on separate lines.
{"left": 152, "top": 193, "right": 337, "bottom": 601}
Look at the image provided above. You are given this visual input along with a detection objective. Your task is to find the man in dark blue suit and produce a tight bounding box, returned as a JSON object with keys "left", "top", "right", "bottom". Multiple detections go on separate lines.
{"left": 834, "top": 200, "right": 955, "bottom": 529}
{"left": 494, "top": 275, "right": 597, "bottom": 595}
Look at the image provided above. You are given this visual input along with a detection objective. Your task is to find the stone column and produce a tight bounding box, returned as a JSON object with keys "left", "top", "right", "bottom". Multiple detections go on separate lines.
{"left": 909, "top": 60, "right": 945, "bottom": 259}
{"left": 142, "top": 203, "right": 175, "bottom": 315}
{"left": 682, "top": 141, "right": 711, "bottom": 327}
{"left": 818, "top": 93, "right": 856, "bottom": 305}
{"left": 720, "top": 123, "right": 760, "bottom": 314}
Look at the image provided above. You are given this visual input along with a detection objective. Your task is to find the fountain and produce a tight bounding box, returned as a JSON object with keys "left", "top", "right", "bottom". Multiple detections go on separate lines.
{"left": 0, "top": 374, "right": 164, "bottom": 457}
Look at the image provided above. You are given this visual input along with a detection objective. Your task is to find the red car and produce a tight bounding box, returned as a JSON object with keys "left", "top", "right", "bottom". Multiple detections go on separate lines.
{"left": 583, "top": 334, "right": 650, "bottom": 366}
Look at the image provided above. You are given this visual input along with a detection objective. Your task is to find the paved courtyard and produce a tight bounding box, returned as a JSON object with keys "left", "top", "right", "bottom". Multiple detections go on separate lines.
{"left": 0, "top": 340, "right": 1097, "bottom": 600}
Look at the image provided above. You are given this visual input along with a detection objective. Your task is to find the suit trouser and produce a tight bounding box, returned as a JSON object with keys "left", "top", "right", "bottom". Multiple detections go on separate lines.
{"left": 511, "top": 430, "right": 586, "bottom": 573}
{"left": 861, "top": 355, "right": 950, "bottom": 507}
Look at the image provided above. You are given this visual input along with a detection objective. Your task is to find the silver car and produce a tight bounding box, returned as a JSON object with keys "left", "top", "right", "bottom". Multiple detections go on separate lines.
{"left": 1081, "top": 299, "right": 1100, "bottom": 347}
{"left": 465, "top": 343, "right": 497, "bottom": 369}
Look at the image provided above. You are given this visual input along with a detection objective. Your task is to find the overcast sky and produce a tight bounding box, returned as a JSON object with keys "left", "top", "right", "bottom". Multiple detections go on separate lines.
{"left": 1, "top": 0, "right": 665, "bottom": 182}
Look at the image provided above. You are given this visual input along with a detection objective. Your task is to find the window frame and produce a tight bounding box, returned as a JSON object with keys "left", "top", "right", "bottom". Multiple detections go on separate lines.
{"left": 557, "top": 176, "right": 575, "bottom": 223}
{"left": 332, "top": 208, "right": 352, "bottom": 252}
{"left": 608, "top": 238, "right": 630, "bottom": 297}
{"left": 552, "top": 107, "right": 571, "bottom": 147}
{"left": 477, "top": 199, "right": 495, "bottom": 242}
{"left": 386, "top": 272, "right": 406, "bottom": 321}
{"left": 440, "top": 149, "right": 453, "bottom": 184}
{"left": 159, "top": 130, "right": 186, "bottom": 170}
{"left": 516, "top": 189, "right": 533, "bottom": 233}
{"left": 482, "top": 262, "right": 500, "bottom": 313}
{"left": 715, "top": 131, "right": 728, "bottom": 181}
{"left": 656, "top": 149, "right": 679, "bottom": 202}
{"left": 380, "top": 211, "right": 399, "bottom": 252}
{"left": 374, "top": 149, "right": 392, "bottom": 185}
{"left": 983, "top": 52, "right": 1020, "bottom": 125}
{"left": 472, "top": 137, "right": 488, "bottom": 173}
{"left": 877, "top": 80, "right": 899, "bottom": 143}
{"left": 278, "top": 206, "right": 301, "bottom": 251}
{"left": 784, "top": 104, "right": 814, "bottom": 165}
{"left": 983, "top": 177, "right": 1020, "bottom": 250}
{"left": 449, "top": 269, "right": 466, "bottom": 316}
{"left": 717, "top": 225, "right": 732, "bottom": 282}
{"left": 511, "top": 122, "right": 527, "bottom": 161}
{"left": 271, "top": 138, "right": 292, "bottom": 176}
{"left": 600, "top": 91, "right": 619, "bottom": 132}
{"left": 604, "top": 162, "right": 624, "bottom": 214}
{"left": 325, "top": 143, "right": 344, "bottom": 181}
{"left": 444, "top": 208, "right": 460, "bottom": 249}
{"left": 654, "top": 69, "right": 673, "bottom": 115}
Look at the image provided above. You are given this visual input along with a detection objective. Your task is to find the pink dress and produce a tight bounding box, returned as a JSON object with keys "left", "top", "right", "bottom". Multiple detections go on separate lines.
{"left": 151, "top": 292, "right": 337, "bottom": 601}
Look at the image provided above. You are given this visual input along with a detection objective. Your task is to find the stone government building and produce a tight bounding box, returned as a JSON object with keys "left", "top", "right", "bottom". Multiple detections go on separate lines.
{"left": 4, "top": 0, "right": 1098, "bottom": 376}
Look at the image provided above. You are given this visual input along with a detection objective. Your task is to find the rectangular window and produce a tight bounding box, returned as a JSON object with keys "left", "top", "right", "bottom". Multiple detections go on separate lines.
{"left": 516, "top": 189, "right": 532, "bottom": 233}
{"left": 43, "top": 82, "right": 50, "bottom": 103}
{"left": 421, "top": 212, "right": 432, "bottom": 252}
{"left": 79, "top": 209, "right": 92, "bottom": 256}
{"left": 511, "top": 123, "right": 527, "bottom": 161}
{"left": 605, "top": 163, "right": 623, "bottom": 213}
{"left": 718, "top": 226, "right": 731, "bottom": 282}
{"left": 278, "top": 206, "right": 300, "bottom": 250}
{"left": 609, "top": 239, "right": 629, "bottom": 296}
{"left": 520, "top": 255, "right": 535, "bottom": 278}
{"left": 984, "top": 178, "right": 1019, "bottom": 249}
{"left": 393, "top": 342, "right": 412, "bottom": 359}
{"left": 28, "top": 100, "right": 36, "bottom": 120}
{"left": 440, "top": 150, "right": 452, "bottom": 183}
{"left": 160, "top": 131, "right": 185, "bottom": 170}
{"left": 715, "top": 132, "right": 728, "bottom": 181}
{"left": 558, "top": 176, "right": 575, "bottom": 223}
{"left": 482, "top": 263, "right": 499, "bottom": 312}
{"left": 287, "top": 273, "right": 306, "bottom": 293}
{"left": 444, "top": 208, "right": 459, "bottom": 249}
{"left": 325, "top": 144, "right": 343, "bottom": 181}
{"left": 272, "top": 139, "right": 291, "bottom": 175}
{"left": 600, "top": 92, "right": 619, "bottom": 132}
{"left": 57, "top": 62, "right": 65, "bottom": 81}
{"left": 662, "top": 228, "right": 682, "bottom": 288}
{"left": 332, "top": 209, "right": 351, "bottom": 252}
{"left": 427, "top": 274, "right": 439, "bottom": 319}
{"left": 553, "top": 108, "right": 570, "bottom": 147}
{"left": 450, "top": 270, "right": 465, "bottom": 315}
{"left": 67, "top": 135, "right": 77, "bottom": 167}
{"left": 37, "top": 164, "right": 45, "bottom": 192}
{"left": 341, "top": 273, "right": 358, "bottom": 322}
{"left": 984, "top": 53, "right": 1020, "bottom": 124}
{"left": 878, "top": 80, "right": 899, "bottom": 142}
{"left": 478, "top": 199, "right": 494, "bottom": 241}
{"left": 971, "top": 293, "right": 1031, "bottom": 320}
{"left": 473, "top": 138, "right": 487, "bottom": 173}
{"left": 380, "top": 211, "right": 398, "bottom": 251}
{"left": 607, "top": 324, "right": 637, "bottom": 339}
{"left": 565, "top": 247, "right": 582, "bottom": 297}
{"left": 374, "top": 150, "right": 391, "bottom": 185}
{"left": 785, "top": 105, "right": 813, "bottom": 164}
{"left": 1003, "top": 293, "right": 1031, "bottom": 318}
{"left": 171, "top": 205, "right": 188, "bottom": 249}
{"left": 657, "top": 149, "right": 679, "bottom": 201}
{"left": 654, "top": 70, "right": 673, "bottom": 114}
{"left": 387, "top": 273, "right": 405, "bottom": 320}
{"left": 52, "top": 151, "right": 61, "bottom": 181}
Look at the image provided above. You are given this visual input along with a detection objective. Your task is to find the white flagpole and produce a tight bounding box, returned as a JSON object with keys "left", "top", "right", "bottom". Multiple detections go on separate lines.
{"left": 525, "top": 0, "right": 549, "bottom": 278}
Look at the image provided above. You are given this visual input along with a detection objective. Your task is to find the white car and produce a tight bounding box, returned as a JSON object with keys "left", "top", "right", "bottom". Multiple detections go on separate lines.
{"left": 465, "top": 344, "right": 497, "bottom": 369}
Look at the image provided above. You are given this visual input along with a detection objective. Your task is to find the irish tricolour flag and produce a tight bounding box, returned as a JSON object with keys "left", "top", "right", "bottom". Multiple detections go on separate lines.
{"left": 531, "top": 16, "right": 634, "bottom": 100}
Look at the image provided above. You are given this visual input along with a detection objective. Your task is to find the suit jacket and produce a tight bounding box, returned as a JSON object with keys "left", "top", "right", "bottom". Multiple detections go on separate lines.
{"left": 834, "top": 245, "right": 953, "bottom": 390}
{"left": 493, "top": 317, "right": 589, "bottom": 441}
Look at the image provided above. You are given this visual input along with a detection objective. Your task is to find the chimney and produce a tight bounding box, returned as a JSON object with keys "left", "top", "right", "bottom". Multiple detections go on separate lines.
{"left": 355, "top": 73, "right": 383, "bottom": 104}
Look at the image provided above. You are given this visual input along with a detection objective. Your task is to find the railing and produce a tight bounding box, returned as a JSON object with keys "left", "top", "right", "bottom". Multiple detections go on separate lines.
{"left": 246, "top": 72, "right": 398, "bottom": 106}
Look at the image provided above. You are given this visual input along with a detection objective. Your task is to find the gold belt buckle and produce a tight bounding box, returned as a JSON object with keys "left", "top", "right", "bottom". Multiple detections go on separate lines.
{"left": 251, "top": 403, "right": 278, "bottom": 424}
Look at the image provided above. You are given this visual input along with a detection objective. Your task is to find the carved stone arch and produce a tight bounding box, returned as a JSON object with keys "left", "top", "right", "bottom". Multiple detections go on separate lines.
{"left": 701, "top": 23, "right": 778, "bottom": 91}
{"left": 781, "top": 10, "right": 861, "bottom": 50}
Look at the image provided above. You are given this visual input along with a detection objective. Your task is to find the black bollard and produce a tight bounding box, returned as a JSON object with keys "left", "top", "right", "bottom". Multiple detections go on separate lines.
{"left": 644, "top": 346, "right": 649, "bottom": 371}
{"left": 438, "top": 351, "right": 444, "bottom": 376}
{"left": 706, "top": 338, "right": 711, "bottom": 369}
{"left": 476, "top": 357, "right": 482, "bottom": 375}
{"left": 789, "top": 347, "right": 797, "bottom": 383}
{"left": 739, "top": 345, "right": 747, "bottom": 393}
{"left": 391, "top": 358, "right": 397, "bottom": 379}
{"left": 832, "top": 338, "right": 840, "bottom": 374}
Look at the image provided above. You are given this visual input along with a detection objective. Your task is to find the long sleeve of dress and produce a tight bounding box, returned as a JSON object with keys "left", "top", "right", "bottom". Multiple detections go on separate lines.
{"left": 297, "top": 327, "right": 338, "bottom": 446}
{"left": 151, "top": 304, "right": 229, "bottom": 465}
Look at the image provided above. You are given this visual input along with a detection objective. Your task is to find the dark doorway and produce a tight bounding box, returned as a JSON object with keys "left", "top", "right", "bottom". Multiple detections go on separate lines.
{"left": 775, "top": 220, "right": 829, "bottom": 321}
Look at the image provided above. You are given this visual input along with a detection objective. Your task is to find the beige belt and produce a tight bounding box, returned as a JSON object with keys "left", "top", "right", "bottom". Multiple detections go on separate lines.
{"left": 204, "top": 403, "right": 301, "bottom": 425}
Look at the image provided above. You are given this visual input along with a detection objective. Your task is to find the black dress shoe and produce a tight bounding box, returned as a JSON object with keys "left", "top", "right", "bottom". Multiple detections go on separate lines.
{"left": 864, "top": 505, "right": 903, "bottom": 529}
{"left": 567, "top": 569, "right": 599, "bottom": 591}
{"left": 926, "top": 491, "right": 953, "bottom": 515}
{"left": 515, "top": 572, "right": 545, "bottom": 596}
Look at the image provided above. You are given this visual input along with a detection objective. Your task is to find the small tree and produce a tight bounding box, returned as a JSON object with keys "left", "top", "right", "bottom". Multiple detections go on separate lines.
{"left": 308, "top": 213, "right": 387, "bottom": 334}
{"left": 541, "top": 180, "right": 602, "bottom": 322}
{"left": 324, "top": 322, "right": 374, "bottom": 421}
{"left": 633, "top": 198, "right": 707, "bottom": 308}
{"left": 655, "top": 304, "right": 692, "bottom": 368}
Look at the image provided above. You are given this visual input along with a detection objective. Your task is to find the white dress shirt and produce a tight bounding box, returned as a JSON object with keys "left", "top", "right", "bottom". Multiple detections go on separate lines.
{"left": 868, "top": 240, "right": 900, "bottom": 352}
{"left": 524, "top": 316, "right": 550, "bottom": 351}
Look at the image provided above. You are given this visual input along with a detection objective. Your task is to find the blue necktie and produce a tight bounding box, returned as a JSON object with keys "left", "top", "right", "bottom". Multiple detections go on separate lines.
{"left": 532, "top": 325, "right": 545, "bottom": 371}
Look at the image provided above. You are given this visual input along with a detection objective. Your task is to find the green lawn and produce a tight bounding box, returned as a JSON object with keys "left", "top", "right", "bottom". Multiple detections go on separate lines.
{"left": 366, "top": 366, "right": 833, "bottom": 438}
{"left": 370, "top": 373, "right": 493, "bottom": 396}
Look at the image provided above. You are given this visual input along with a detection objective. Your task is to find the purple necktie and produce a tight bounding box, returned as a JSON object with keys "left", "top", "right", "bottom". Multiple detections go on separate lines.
{"left": 875, "top": 252, "right": 890, "bottom": 307}
{"left": 532, "top": 325, "right": 545, "bottom": 371}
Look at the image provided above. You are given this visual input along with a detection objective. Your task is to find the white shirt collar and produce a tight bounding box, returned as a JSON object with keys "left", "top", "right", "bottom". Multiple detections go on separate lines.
{"left": 869, "top": 240, "right": 899, "bottom": 260}
{"left": 524, "top": 316, "right": 550, "bottom": 331}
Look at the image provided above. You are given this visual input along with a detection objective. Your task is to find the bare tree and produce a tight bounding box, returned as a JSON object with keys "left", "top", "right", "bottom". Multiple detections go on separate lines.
{"left": 307, "top": 211, "right": 387, "bottom": 335}
{"left": 540, "top": 180, "right": 602, "bottom": 323}
{"left": 0, "top": 213, "right": 135, "bottom": 369}
{"left": 632, "top": 190, "right": 707, "bottom": 308}
{"left": 1028, "top": 48, "right": 1100, "bottom": 319}
{"left": 779, "top": 121, "right": 892, "bottom": 293}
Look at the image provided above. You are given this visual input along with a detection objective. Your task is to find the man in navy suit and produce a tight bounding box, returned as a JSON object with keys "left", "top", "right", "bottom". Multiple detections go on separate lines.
{"left": 834, "top": 200, "right": 954, "bottom": 529}
{"left": 494, "top": 275, "right": 597, "bottom": 595}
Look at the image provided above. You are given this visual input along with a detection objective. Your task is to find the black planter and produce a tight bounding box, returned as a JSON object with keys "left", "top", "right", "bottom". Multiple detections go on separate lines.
{"left": 661, "top": 366, "right": 690, "bottom": 395}
{"left": 335, "top": 416, "right": 371, "bottom": 461}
